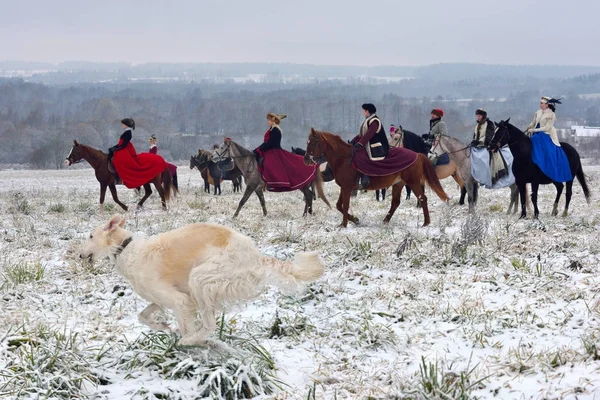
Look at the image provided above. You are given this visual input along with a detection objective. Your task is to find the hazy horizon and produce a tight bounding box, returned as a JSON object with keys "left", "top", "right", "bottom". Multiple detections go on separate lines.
{"left": 2, "top": 0, "right": 600, "bottom": 66}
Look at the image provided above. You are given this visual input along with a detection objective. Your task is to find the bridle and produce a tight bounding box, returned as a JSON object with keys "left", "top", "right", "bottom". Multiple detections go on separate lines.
{"left": 428, "top": 134, "right": 470, "bottom": 159}
{"left": 305, "top": 132, "right": 327, "bottom": 165}
{"left": 65, "top": 147, "right": 84, "bottom": 166}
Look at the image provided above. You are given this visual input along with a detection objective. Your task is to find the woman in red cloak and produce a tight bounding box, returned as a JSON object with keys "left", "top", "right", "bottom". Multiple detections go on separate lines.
{"left": 108, "top": 118, "right": 167, "bottom": 188}
{"left": 252, "top": 113, "right": 317, "bottom": 192}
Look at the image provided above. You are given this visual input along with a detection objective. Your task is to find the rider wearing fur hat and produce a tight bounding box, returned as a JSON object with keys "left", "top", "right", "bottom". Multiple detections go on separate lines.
{"left": 422, "top": 108, "right": 448, "bottom": 147}
{"left": 472, "top": 109, "right": 495, "bottom": 148}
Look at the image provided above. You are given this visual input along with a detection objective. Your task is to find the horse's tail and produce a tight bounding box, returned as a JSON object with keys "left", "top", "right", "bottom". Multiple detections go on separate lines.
{"left": 162, "top": 169, "right": 178, "bottom": 202}
{"left": 575, "top": 166, "right": 591, "bottom": 204}
{"left": 420, "top": 154, "right": 450, "bottom": 202}
{"left": 314, "top": 168, "right": 331, "bottom": 209}
{"left": 173, "top": 172, "right": 179, "bottom": 191}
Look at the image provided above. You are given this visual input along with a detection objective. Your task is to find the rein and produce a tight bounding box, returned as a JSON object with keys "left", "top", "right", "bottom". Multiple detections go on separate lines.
{"left": 430, "top": 135, "right": 471, "bottom": 158}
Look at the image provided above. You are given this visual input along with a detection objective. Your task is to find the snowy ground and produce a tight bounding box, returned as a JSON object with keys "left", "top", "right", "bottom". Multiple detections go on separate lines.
{"left": 1, "top": 164, "right": 600, "bottom": 399}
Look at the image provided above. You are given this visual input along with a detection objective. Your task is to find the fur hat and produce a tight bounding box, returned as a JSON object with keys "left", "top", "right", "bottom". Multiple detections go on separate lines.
{"left": 475, "top": 108, "right": 487, "bottom": 118}
{"left": 267, "top": 112, "right": 287, "bottom": 125}
{"left": 362, "top": 103, "right": 377, "bottom": 115}
{"left": 431, "top": 109, "right": 444, "bottom": 118}
{"left": 121, "top": 118, "right": 135, "bottom": 130}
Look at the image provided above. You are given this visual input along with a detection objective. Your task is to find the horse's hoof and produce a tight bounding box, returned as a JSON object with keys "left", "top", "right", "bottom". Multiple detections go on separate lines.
{"left": 422, "top": 222, "right": 430, "bottom": 227}
{"left": 562, "top": 210, "right": 568, "bottom": 217}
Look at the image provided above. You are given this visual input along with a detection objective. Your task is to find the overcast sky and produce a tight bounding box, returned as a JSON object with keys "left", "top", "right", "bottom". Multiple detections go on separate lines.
{"left": 2, "top": 0, "right": 599, "bottom": 66}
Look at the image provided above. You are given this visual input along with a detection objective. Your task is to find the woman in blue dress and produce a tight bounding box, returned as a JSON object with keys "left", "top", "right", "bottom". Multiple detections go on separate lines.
{"left": 525, "top": 96, "right": 572, "bottom": 182}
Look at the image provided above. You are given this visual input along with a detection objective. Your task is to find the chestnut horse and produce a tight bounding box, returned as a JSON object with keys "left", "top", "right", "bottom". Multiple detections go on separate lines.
{"left": 66, "top": 140, "right": 178, "bottom": 210}
{"left": 304, "top": 129, "right": 449, "bottom": 227}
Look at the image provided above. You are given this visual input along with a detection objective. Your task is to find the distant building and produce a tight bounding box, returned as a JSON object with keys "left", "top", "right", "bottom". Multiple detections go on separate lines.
{"left": 571, "top": 126, "right": 600, "bottom": 137}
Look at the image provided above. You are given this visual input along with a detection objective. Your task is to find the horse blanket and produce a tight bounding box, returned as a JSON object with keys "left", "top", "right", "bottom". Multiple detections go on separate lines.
{"left": 352, "top": 146, "right": 418, "bottom": 176}
{"left": 471, "top": 146, "right": 515, "bottom": 189}
{"left": 113, "top": 142, "right": 167, "bottom": 189}
{"left": 259, "top": 149, "right": 318, "bottom": 192}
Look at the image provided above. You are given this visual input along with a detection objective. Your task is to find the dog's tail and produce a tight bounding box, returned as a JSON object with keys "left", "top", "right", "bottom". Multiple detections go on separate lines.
{"left": 261, "top": 252, "right": 325, "bottom": 288}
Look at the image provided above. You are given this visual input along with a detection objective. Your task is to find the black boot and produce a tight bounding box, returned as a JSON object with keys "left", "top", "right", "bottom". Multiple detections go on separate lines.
{"left": 358, "top": 174, "right": 370, "bottom": 190}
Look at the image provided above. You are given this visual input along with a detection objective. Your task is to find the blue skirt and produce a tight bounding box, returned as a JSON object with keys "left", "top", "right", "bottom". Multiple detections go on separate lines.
{"left": 531, "top": 132, "right": 572, "bottom": 182}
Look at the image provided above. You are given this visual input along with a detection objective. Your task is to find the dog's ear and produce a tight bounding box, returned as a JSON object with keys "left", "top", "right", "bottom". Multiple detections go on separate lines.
{"left": 104, "top": 215, "right": 123, "bottom": 231}
{"left": 118, "top": 216, "right": 126, "bottom": 228}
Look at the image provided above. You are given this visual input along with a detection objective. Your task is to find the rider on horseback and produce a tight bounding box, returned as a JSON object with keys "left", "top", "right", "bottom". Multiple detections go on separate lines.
{"left": 108, "top": 118, "right": 135, "bottom": 184}
{"left": 107, "top": 118, "right": 168, "bottom": 189}
{"left": 525, "top": 96, "right": 572, "bottom": 182}
{"left": 422, "top": 109, "right": 450, "bottom": 165}
{"left": 253, "top": 112, "right": 318, "bottom": 192}
{"left": 471, "top": 109, "right": 508, "bottom": 186}
{"left": 350, "top": 103, "right": 390, "bottom": 189}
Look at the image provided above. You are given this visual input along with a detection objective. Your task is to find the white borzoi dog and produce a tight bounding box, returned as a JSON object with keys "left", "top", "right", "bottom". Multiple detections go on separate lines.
{"left": 80, "top": 215, "right": 324, "bottom": 346}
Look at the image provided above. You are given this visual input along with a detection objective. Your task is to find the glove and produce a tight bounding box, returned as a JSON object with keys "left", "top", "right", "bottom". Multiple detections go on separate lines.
{"left": 348, "top": 139, "right": 356, "bottom": 145}
{"left": 470, "top": 140, "right": 479, "bottom": 147}
{"left": 108, "top": 146, "right": 116, "bottom": 156}
{"left": 421, "top": 134, "right": 430, "bottom": 139}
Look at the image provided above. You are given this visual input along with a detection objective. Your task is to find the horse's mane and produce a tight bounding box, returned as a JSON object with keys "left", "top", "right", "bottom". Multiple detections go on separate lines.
{"left": 402, "top": 130, "right": 428, "bottom": 153}
{"left": 78, "top": 143, "right": 107, "bottom": 157}
{"left": 228, "top": 140, "right": 254, "bottom": 156}
{"left": 315, "top": 130, "right": 350, "bottom": 148}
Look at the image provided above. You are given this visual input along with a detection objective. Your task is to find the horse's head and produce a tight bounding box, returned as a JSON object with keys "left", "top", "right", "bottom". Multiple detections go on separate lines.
{"left": 212, "top": 138, "right": 233, "bottom": 162}
{"left": 304, "top": 128, "right": 324, "bottom": 166}
{"left": 189, "top": 155, "right": 197, "bottom": 169}
{"left": 490, "top": 117, "right": 511, "bottom": 149}
{"left": 65, "top": 140, "right": 85, "bottom": 166}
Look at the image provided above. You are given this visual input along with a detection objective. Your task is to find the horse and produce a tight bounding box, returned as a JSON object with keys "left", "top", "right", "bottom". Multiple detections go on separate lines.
{"left": 192, "top": 150, "right": 244, "bottom": 195}
{"left": 189, "top": 156, "right": 212, "bottom": 193}
{"left": 378, "top": 130, "right": 465, "bottom": 205}
{"left": 213, "top": 138, "right": 331, "bottom": 217}
{"left": 66, "top": 140, "right": 178, "bottom": 211}
{"left": 304, "top": 129, "right": 449, "bottom": 227}
{"left": 491, "top": 119, "right": 590, "bottom": 219}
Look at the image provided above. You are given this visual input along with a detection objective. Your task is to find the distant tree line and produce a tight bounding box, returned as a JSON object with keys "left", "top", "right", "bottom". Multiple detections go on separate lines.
{"left": 0, "top": 77, "right": 599, "bottom": 169}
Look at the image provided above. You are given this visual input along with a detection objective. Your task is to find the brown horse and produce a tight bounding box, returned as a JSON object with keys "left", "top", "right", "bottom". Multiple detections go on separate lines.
{"left": 304, "top": 129, "right": 449, "bottom": 227}
{"left": 66, "top": 140, "right": 177, "bottom": 210}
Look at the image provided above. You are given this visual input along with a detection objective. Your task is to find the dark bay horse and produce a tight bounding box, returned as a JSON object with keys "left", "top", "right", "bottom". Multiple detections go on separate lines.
{"left": 304, "top": 129, "right": 449, "bottom": 227}
{"left": 189, "top": 156, "right": 211, "bottom": 193}
{"left": 213, "top": 138, "right": 331, "bottom": 217}
{"left": 66, "top": 141, "right": 178, "bottom": 210}
{"left": 192, "top": 150, "right": 243, "bottom": 195}
{"left": 491, "top": 119, "right": 590, "bottom": 218}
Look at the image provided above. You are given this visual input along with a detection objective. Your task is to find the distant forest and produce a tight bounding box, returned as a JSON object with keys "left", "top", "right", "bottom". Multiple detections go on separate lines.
{"left": 1, "top": 62, "right": 600, "bottom": 168}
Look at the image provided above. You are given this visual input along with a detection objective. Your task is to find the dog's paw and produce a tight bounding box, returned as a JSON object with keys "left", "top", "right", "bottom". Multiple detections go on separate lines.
{"left": 178, "top": 335, "right": 207, "bottom": 347}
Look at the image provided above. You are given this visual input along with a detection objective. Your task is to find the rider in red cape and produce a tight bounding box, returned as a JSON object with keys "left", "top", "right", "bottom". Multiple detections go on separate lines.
{"left": 350, "top": 103, "right": 418, "bottom": 189}
{"left": 108, "top": 118, "right": 167, "bottom": 189}
{"left": 148, "top": 134, "right": 177, "bottom": 178}
{"left": 253, "top": 112, "right": 318, "bottom": 192}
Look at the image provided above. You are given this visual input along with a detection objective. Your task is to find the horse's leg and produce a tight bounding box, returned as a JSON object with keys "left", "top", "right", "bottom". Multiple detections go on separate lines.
{"left": 410, "top": 183, "right": 430, "bottom": 227}
{"left": 405, "top": 186, "right": 412, "bottom": 200}
{"left": 383, "top": 183, "right": 403, "bottom": 223}
{"left": 99, "top": 183, "right": 107, "bottom": 212}
{"left": 233, "top": 185, "right": 256, "bottom": 218}
{"left": 302, "top": 187, "right": 313, "bottom": 216}
{"left": 138, "top": 183, "right": 153, "bottom": 208}
{"left": 108, "top": 184, "right": 128, "bottom": 211}
{"left": 459, "top": 186, "right": 467, "bottom": 206}
{"left": 416, "top": 184, "right": 425, "bottom": 208}
{"left": 518, "top": 183, "right": 527, "bottom": 219}
{"left": 508, "top": 184, "right": 517, "bottom": 215}
{"left": 531, "top": 182, "right": 540, "bottom": 219}
{"left": 376, "top": 190, "right": 380, "bottom": 201}
{"left": 382, "top": 188, "right": 386, "bottom": 201}
{"left": 467, "top": 180, "right": 478, "bottom": 213}
{"left": 551, "top": 182, "right": 564, "bottom": 217}
{"left": 255, "top": 187, "right": 268, "bottom": 216}
{"left": 340, "top": 188, "right": 353, "bottom": 227}
{"left": 152, "top": 177, "right": 167, "bottom": 210}
{"left": 563, "top": 180, "right": 573, "bottom": 217}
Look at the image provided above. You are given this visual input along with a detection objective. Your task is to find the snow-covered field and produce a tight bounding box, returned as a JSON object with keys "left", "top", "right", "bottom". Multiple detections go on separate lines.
{"left": 1, "top": 165, "right": 600, "bottom": 399}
